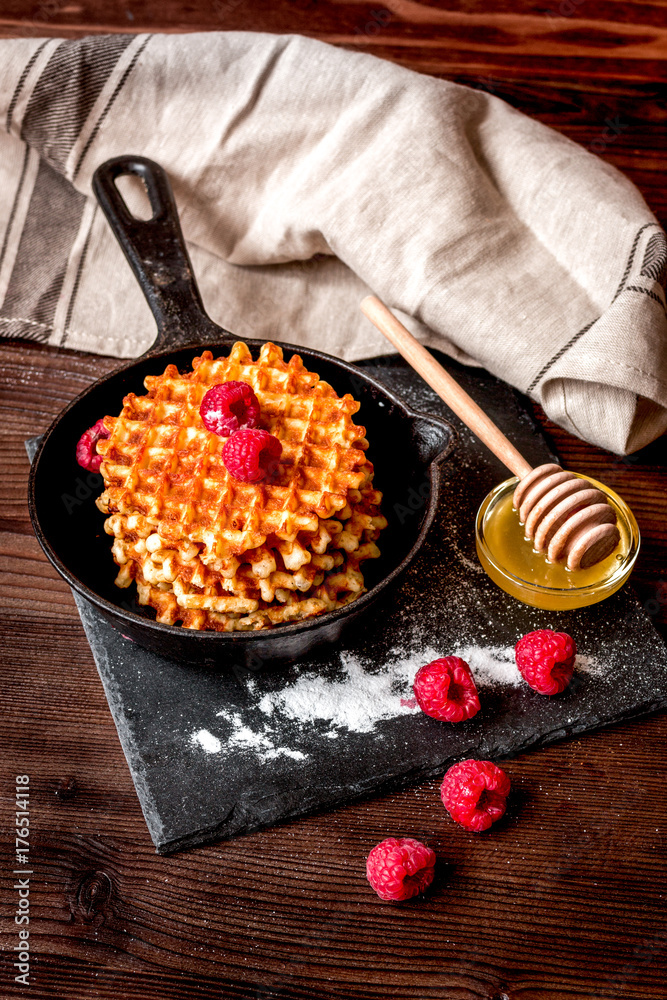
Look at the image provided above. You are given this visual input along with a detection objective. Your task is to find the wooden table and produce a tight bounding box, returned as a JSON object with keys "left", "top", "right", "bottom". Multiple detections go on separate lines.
{"left": 1, "top": 3, "right": 666, "bottom": 998}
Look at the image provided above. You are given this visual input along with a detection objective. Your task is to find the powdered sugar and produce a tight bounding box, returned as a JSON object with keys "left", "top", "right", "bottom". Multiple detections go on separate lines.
{"left": 254, "top": 642, "right": 534, "bottom": 735}
{"left": 450, "top": 645, "right": 603, "bottom": 688}
{"left": 190, "top": 714, "right": 307, "bottom": 761}
{"left": 192, "top": 641, "right": 605, "bottom": 764}
{"left": 191, "top": 729, "right": 222, "bottom": 754}
{"left": 448, "top": 536, "right": 486, "bottom": 575}
{"left": 575, "top": 653, "right": 602, "bottom": 676}
{"left": 453, "top": 644, "right": 604, "bottom": 688}
{"left": 257, "top": 650, "right": 423, "bottom": 735}
{"left": 455, "top": 644, "right": 522, "bottom": 688}
{"left": 215, "top": 707, "right": 307, "bottom": 761}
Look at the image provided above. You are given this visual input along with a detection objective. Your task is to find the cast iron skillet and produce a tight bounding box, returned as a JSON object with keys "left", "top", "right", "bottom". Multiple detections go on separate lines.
{"left": 28, "top": 155, "right": 455, "bottom": 669}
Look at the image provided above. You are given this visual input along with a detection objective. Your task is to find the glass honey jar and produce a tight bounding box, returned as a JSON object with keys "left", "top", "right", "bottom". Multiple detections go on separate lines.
{"left": 475, "top": 473, "right": 640, "bottom": 610}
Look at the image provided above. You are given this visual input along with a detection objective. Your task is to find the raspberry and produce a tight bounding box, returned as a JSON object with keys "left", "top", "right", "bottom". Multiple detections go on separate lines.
{"left": 515, "top": 629, "right": 577, "bottom": 695}
{"left": 222, "top": 428, "right": 282, "bottom": 482}
{"left": 75, "top": 418, "right": 110, "bottom": 473}
{"left": 413, "top": 656, "right": 481, "bottom": 723}
{"left": 200, "top": 381, "right": 260, "bottom": 437}
{"left": 366, "top": 837, "right": 436, "bottom": 902}
{"left": 440, "top": 759, "right": 511, "bottom": 833}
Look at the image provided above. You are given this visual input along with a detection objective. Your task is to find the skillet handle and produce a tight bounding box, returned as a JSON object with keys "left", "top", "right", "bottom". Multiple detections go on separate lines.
{"left": 92, "top": 156, "right": 223, "bottom": 352}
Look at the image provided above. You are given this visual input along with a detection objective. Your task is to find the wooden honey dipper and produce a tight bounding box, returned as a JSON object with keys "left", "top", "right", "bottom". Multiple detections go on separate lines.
{"left": 361, "top": 295, "right": 621, "bottom": 571}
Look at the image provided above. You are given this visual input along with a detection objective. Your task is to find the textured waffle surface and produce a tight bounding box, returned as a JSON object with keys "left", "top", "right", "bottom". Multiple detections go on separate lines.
{"left": 95, "top": 341, "right": 386, "bottom": 631}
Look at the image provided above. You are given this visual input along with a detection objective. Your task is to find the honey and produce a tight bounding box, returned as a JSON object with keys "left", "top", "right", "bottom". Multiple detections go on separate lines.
{"left": 475, "top": 475, "right": 639, "bottom": 610}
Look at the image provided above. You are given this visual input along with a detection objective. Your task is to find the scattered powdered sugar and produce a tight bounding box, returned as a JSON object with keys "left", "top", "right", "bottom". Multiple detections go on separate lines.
{"left": 190, "top": 715, "right": 306, "bottom": 762}
{"left": 191, "top": 729, "right": 222, "bottom": 754}
{"left": 214, "top": 708, "right": 307, "bottom": 761}
{"left": 448, "top": 536, "right": 486, "bottom": 575}
{"left": 191, "top": 640, "right": 606, "bottom": 763}
{"left": 452, "top": 645, "right": 605, "bottom": 687}
{"left": 575, "top": 653, "right": 603, "bottom": 676}
{"left": 454, "top": 644, "right": 522, "bottom": 688}
{"left": 257, "top": 649, "right": 424, "bottom": 735}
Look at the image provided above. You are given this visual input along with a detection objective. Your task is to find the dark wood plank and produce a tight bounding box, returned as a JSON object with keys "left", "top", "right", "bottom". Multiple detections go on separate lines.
{"left": 1, "top": 0, "right": 667, "bottom": 75}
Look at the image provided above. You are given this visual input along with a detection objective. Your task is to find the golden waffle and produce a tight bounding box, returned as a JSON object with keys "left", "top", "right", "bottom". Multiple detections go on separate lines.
{"left": 104, "top": 485, "right": 384, "bottom": 592}
{"left": 105, "top": 488, "right": 384, "bottom": 629}
{"left": 96, "top": 342, "right": 372, "bottom": 558}
{"left": 131, "top": 565, "right": 363, "bottom": 632}
{"left": 95, "top": 341, "right": 386, "bottom": 632}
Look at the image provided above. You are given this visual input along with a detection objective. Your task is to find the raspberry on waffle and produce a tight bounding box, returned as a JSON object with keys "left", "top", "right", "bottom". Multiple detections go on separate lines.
{"left": 95, "top": 341, "right": 387, "bottom": 632}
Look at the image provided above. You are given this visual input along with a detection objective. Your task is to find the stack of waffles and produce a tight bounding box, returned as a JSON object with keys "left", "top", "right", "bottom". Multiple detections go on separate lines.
{"left": 95, "top": 342, "right": 387, "bottom": 631}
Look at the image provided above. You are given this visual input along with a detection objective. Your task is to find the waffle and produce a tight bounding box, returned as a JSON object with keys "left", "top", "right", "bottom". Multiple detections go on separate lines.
{"left": 95, "top": 341, "right": 386, "bottom": 631}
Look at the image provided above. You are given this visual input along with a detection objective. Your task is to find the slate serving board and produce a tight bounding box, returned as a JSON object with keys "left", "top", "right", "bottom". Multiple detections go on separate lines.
{"left": 29, "top": 353, "right": 667, "bottom": 854}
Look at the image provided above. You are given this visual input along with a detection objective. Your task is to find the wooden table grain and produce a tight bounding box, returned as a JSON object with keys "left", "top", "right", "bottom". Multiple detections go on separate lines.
{"left": 1, "top": 4, "right": 666, "bottom": 998}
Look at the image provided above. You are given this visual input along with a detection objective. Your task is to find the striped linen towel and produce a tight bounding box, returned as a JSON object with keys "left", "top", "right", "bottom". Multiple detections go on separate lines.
{"left": 0, "top": 31, "right": 665, "bottom": 454}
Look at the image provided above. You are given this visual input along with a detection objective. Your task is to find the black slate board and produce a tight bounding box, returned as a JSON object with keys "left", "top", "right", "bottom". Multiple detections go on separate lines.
{"left": 28, "top": 354, "right": 667, "bottom": 853}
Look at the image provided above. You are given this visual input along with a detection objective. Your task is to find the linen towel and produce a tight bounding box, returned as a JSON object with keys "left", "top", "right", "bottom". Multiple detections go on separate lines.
{"left": 0, "top": 31, "right": 665, "bottom": 454}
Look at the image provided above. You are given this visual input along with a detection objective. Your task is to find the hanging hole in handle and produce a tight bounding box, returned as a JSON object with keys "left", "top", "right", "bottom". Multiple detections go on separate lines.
{"left": 114, "top": 172, "right": 154, "bottom": 221}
